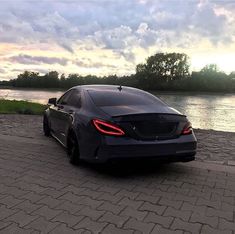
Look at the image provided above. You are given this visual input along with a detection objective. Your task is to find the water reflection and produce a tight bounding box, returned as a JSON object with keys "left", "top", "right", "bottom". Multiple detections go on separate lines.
{"left": 0, "top": 88, "right": 235, "bottom": 132}
{"left": 156, "top": 92, "right": 235, "bottom": 132}
{"left": 0, "top": 89, "right": 64, "bottom": 104}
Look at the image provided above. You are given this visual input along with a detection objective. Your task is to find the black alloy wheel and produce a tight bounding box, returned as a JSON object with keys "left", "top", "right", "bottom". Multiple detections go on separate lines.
{"left": 67, "top": 133, "right": 80, "bottom": 165}
{"left": 43, "top": 115, "right": 51, "bottom": 137}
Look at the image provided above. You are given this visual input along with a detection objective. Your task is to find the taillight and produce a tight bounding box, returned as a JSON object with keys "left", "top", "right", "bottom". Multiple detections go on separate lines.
{"left": 92, "top": 119, "right": 125, "bottom": 136}
{"left": 182, "top": 122, "right": 192, "bottom": 135}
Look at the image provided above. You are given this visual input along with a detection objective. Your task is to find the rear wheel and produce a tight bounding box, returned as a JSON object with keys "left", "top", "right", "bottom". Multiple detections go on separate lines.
{"left": 67, "top": 132, "right": 80, "bottom": 165}
{"left": 43, "top": 115, "right": 51, "bottom": 137}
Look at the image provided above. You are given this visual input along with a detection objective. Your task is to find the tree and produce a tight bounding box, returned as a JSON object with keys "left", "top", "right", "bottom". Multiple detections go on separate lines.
{"left": 136, "top": 64, "right": 146, "bottom": 74}
{"left": 134, "top": 53, "right": 190, "bottom": 90}
{"left": 5, "top": 52, "right": 234, "bottom": 92}
{"left": 229, "top": 71, "right": 235, "bottom": 79}
{"left": 43, "top": 71, "right": 60, "bottom": 88}
{"left": 199, "top": 64, "right": 227, "bottom": 79}
{"left": 200, "top": 64, "right": 219, "bottom": 73}
{"left": 136, "top": 53, "right": 190, "bottom": 83}
{"left": 14, "top": 71, "right": 39, "bottom": 87}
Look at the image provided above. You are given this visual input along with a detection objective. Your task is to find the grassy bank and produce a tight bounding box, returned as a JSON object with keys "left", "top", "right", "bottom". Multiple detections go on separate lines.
{"left": 0, "top": 99, "right": 46, "bottom": 115}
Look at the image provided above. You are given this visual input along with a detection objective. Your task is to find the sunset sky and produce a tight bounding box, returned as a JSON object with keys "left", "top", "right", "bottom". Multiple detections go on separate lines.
{"left": 0, "top": 0, "right": 235, "bottom": 80}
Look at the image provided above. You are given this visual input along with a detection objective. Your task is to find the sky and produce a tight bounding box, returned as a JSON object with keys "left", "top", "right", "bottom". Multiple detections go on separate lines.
{"left": 0, "top": 0, "right": 235, "bottom": 80}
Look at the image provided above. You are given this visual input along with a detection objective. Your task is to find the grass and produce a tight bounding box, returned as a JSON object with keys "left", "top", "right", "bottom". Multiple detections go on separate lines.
{"left": 0, "top": 99, "right": 46, "bottom": 115}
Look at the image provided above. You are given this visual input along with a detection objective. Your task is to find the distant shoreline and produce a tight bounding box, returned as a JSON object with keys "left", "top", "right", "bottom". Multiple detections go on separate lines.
{"left": 1, "top": 85, "right": 234, "bottom": 95}
{"left": 0, "top": 86, "right": 65, "bottom": 92}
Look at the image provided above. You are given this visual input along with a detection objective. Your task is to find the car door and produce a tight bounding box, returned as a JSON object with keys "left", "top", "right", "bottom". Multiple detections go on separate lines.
{"left": 54, "top": 89, "right": 82, "bottom": 145}
{"left": 60, "top": 90, "right": 82, "bottom": 145}
{"left": 49, "top": 90, "right": 74, "bottom": 141}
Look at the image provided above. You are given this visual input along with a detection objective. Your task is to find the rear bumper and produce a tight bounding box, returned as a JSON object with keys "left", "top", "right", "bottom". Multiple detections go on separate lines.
{"left": 93, "top": 133, "right": 197, "bottom": 163}
{"left": 105, "top": 153, "right": 196, "bottom": 164}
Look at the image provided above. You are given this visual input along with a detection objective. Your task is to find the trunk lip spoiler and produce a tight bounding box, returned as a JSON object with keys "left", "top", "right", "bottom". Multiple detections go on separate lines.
{"left": 111, "top": 113, "right": 186, "bottom": 118}
{"left": 98, "top": 105, "right": 184, "bottom": 118}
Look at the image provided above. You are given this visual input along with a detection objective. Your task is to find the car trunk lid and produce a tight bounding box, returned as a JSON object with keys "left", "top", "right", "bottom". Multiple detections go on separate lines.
{"left": 100, "top": 104, "right": 182, "bottom": 117}
{"left": 112, "top": 113, "right": 187, "bottom": 141}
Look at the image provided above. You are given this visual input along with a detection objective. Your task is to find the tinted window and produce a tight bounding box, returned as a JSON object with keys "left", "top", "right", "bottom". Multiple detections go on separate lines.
{"left": 57, "top": 90, "right": 73, "bottom": 105}
{"left": 67, "top": 91, "right": 81, "bottom": 108}
{"left": 88, "top": 90, "right": 164, "bottom": 106}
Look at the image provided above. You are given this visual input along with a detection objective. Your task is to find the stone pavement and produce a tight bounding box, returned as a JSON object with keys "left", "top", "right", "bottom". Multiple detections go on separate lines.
{"left": 0, "top": 114, "right": 235, "bottom": 234}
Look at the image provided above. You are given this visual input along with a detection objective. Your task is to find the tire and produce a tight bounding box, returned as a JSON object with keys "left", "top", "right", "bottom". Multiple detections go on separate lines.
{"left": 67, "top": 132, "right": 80, "bottom": 165}
{"left": 43, "top": 115, "right": 51, "bottom": 137}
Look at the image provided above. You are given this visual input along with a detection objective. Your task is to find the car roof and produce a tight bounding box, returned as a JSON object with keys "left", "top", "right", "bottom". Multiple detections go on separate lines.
{"left": 74, "top": 84, "right": 144, "bottom": 93}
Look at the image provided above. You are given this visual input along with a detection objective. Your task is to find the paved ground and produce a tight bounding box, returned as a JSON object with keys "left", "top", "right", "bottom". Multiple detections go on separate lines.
{"left": 0, "top": 114, "right": 235, "bottom": 234}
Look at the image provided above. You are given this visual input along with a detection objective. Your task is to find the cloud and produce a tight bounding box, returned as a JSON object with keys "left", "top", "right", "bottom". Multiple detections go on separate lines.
{"left": 11, "top": 67, "right": 49, "bottom": 74}
{"left": 0, "top": 0, "right": 234, "bottom": 50}
{"left": 9, "top": 54, "right": 69, "bottom": 66}
{"left": 0, "top": 7, "right": 79, "bottom": 52}
{"left": 0, "top": 68, "right": 6, "bottom": 74}
{"left": 58, "top": 42, "right": 74, "bottom": 53}
{"left": 74, "top": 59, "right": 117, "bottom": 69}
{"left": 94, "top": 25, "right": 133, "bottom": 50}
{"left": 190, "top": 1, "right": 230, "bottom": 44}
{"left": 0, "top": 0, "right": 235, "bottom": 79}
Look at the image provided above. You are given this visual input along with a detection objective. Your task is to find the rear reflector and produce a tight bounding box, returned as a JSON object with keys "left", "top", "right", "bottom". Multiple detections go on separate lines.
{"left": 92, "top": 119, "right": 125, "bottom": 136}
{"left": 182, "top": 122, "right": 192, "bottom": 135}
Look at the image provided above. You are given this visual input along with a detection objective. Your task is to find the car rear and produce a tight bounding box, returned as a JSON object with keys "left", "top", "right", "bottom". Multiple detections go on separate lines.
{"left": 87, "top": 86, "right": 197, "bottom": 163}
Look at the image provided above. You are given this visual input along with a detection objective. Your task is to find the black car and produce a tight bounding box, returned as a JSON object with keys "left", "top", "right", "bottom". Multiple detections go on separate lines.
{"left": 43, "top": 85, "right": 197, "bottom": 164}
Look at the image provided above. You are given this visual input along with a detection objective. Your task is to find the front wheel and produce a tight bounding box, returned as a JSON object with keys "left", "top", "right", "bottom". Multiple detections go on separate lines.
{"left": 43, "top": 115, "right": 51, "bottom": 137}
{"left": 67, "top": 133, "right": 80, "bottom": 165}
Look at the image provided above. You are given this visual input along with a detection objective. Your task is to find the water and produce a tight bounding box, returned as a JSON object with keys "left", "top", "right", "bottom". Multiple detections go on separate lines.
{"left": 0, "top": 89, "right": 64, "bottom": 104}
{"left": 154, "top": 92, "right": 235, "bottom": 133}
{"left": 1, "top": 88, "right": 235, "bottom": 132}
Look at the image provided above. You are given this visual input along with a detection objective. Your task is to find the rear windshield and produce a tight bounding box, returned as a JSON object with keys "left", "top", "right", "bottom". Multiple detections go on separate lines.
{"left": 88, "top": 90, "right": 164, "bottom": 107}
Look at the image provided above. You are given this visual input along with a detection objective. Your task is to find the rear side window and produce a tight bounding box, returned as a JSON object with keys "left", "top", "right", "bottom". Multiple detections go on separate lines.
{"left": 57, "top": 90, "right": 73, "bottom": 105}
{"left": 67, "top": 91, "right": 82, "bottom": 108}
{"left": 88, "top": 90, "right": 164, "bottom": 107}
{"left": 57, "top": 89, "right": 81, "bottom": 108}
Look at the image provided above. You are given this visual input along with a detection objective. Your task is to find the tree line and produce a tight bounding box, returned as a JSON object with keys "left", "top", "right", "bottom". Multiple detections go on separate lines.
{"left": 1, "top": 52, "right": 235, "bottom": 92}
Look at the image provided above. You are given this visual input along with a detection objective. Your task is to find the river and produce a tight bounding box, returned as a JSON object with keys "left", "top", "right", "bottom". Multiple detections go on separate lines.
{"left": 1, "top": 88, "right": 235, "bottom": 132}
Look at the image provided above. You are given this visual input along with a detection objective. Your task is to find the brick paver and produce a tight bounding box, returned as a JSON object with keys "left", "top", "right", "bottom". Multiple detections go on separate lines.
{"left": 0, "top": 114, "right": 235, "bottom": 233}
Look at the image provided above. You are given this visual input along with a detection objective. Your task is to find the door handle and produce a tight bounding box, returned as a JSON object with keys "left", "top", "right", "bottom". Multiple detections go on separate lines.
{"left": 68, "top": 110, "right": 75, "bottom": 123}
{"left": 57, "top": 105, "right": 64, "bottom": 110}
{"left": 68, "top": 110, "right": 74, "bottom": 115}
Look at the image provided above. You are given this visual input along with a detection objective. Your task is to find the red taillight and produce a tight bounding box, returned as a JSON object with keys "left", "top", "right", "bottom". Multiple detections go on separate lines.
{"left": 92, "top": 119, "right": 125, "bottom": 136}
{"left": 182, "top": 122, "right": 192, "bottom": 135}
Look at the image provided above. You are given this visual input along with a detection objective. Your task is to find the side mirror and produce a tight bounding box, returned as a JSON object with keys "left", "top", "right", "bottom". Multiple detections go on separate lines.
{"left": 48, "top": 98, "right": 57, "bottom": 106}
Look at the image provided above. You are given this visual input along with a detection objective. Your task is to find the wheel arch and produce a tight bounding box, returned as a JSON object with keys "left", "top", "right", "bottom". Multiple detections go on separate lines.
{"left": 44, "top": 108, "right": 50, "bottom": 117}
{"left": 43, "top": 108, "right": 51, "bottom": 124}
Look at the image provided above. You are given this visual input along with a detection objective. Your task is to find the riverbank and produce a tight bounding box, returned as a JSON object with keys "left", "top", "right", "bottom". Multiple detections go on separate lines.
{"left": 1, "top": 91, "right": 235, "bottom": 132}
{"left": 0, "top": 99, "right": 46, "bottom": 115}
{"left": 0, "top": 114, "right": 234, "bottom": 165}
